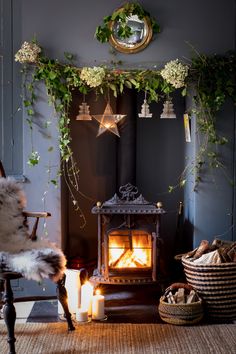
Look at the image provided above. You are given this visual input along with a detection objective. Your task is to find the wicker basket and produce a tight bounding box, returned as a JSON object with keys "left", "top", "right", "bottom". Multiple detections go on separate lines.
{"left": 182, "top": 256, "right": 236, "bottom": 321}
{"left": 158, "top": 283, "right": 204, "bottom": 325}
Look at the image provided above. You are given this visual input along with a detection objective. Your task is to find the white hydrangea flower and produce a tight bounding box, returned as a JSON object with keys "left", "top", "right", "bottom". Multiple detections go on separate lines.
{"left": 15, "top": 41, "right": 41, "bottom": 64}
{"left": 80, "top": 67, "right": 105, "bottom": 87}
{"left": 160, "top": 59, "right": 189, "bottom": 88}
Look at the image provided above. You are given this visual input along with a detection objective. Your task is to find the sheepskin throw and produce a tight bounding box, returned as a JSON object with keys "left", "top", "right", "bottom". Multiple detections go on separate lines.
{"left": 0, "top": 177, "right": 66, "bottom": 282}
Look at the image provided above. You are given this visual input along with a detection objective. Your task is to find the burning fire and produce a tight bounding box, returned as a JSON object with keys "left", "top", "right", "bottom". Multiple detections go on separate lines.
{"left": 109, "top": 233, "right": 151, "bottom": 268}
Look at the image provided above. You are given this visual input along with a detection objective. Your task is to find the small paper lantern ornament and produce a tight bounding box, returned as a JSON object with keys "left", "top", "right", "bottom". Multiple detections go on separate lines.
{"left": 138, "top": 92, "right": 152, "bottom": 118}
{"left": 160, "top": 99, "right": 176, "bottom": 119}
{"left": 76, "top": 96, "right": 92, "bottom": 121}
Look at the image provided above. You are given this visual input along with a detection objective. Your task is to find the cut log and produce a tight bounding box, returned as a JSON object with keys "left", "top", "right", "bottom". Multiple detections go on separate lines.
{"left": 186, "top": 290, "right": 197, "bottom": 304}
{"left": 175, "top": 288, "right": 185, "bottom": 304}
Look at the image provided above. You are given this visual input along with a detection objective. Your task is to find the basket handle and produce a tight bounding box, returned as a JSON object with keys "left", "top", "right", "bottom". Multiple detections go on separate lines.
{"left": 164, "top": 282, "right": 193, "bottom": 296}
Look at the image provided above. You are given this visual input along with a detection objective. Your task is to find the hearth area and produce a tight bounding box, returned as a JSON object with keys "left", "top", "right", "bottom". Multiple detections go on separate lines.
{"left": 91, "top": 184, "right": 165, "bottom": 285}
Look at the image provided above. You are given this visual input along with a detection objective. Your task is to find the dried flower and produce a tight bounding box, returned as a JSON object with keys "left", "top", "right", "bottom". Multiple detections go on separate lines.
{"left": 80, "top": 67, "right": 105, "bottom": 88}
{"left": 160, "top": 59, "right": 189, "bottom": 88}
{"left": 15, "top": 41, "right": 41, "bottom": 64}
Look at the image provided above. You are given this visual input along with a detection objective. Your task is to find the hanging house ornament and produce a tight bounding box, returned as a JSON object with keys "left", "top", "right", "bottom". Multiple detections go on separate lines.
{"left": 76, "top": 97, "right": 92, "bottom": 121}
{"left": 92, "top": 102, "right": 126, "bottom": 137}
{"left": 160, "top": 99, "right": 176, "bottom": 119}
{"left": 138, "top": 92, "right": 152, "bottom": 118}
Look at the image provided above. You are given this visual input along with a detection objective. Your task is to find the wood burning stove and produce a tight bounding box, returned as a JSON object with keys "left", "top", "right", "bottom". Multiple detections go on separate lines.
{"left": 91, "top": 184, "right": 165, "bottom": 285}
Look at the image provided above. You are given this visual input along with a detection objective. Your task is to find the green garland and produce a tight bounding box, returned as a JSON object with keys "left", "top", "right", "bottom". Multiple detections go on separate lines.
{"left": 95, "top": 2, "right": 160, "bottom": 43}
{"left": 15, "top": 41, "right": 236, "bottom": 224}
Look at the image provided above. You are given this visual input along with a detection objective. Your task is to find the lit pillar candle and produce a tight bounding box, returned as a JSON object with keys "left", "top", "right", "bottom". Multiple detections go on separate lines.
{"left": 92, "top": 289, "right": 105, "bottom": 320}
{"left": 76, "top": 308, "right": 88, "bottom": 322}
{"left": 81, "top": 281, "right": 94, "bottom": 316}
{"left": 58, "top": 269, "right": 81, "bottom": 315}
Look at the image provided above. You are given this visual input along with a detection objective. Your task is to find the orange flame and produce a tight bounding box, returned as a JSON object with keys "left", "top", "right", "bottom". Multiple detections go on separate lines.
{"left": 109, "top": 233, "right": 151, "bottom": 268}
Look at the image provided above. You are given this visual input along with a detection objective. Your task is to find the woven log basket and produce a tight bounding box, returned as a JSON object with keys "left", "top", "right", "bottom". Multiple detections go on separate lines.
{"left": 182, "top": 256, "right": 236, "bottom": 321}
{"left": 158, "top": 283, "right": 204, "bottom": 325}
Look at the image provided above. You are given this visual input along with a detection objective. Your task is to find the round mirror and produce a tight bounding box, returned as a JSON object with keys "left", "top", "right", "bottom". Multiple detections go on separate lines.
{"left": 109, "top": 14, "right": 153, "bottom": 54}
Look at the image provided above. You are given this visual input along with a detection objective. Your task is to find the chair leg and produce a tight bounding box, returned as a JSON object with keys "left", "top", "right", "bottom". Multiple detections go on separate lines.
{"left": 0, "top": 279, "right": 4, "bottom": 311}
{"left": 56, "top": 274, "right": 75, "bottom": 331}
{"left": 3, "top": 278, "right": 16, "bottom": 354}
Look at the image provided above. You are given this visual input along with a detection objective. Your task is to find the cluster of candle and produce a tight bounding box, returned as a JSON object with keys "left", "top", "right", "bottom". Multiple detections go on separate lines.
{"left": 76, "top": 281, "right": 105, "bottom": 322}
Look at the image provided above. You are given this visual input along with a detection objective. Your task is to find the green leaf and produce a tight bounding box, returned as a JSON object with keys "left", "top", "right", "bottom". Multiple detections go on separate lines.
{"left": 23, "top": 100, "right": 31, "bottom": 107}
{"left": 50, "top": 179, "right": 57, "bottom": 186}
{"left": 109, "top": 83, "right": 117, "bottom": 96}
{"left": 181, "top": 87, "right": 187, "bottom": 96}
{"left": 27, "top": 108, "right": 34, "bottom": 116}
{"left": 27, "top": 151, "right": 40, "bottom": 166}
{"left": 152, "top": 22, "right": 161, "bottom": 33}
{"left": 49, "top": 71, "right": 57, "bottom": 80}
{"left": 124, "top": 80, "right": 132, "bottom": 89}
{"left": 130, "top": 79, "right": 137, "bottom": 86}
{"left": 103, "top": 15, "right": 112, "bottom": 24}
{"left": 168, "top": 186, "right": 174, "bottom": 193}
{"left": 64, "top": 52, "right": 74, "bottom": 61}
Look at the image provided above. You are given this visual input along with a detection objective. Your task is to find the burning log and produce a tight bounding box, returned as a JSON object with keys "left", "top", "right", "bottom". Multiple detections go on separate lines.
{"left": 116, "top": 249, "right": 134, "bottom": 267}
{"left": 110, "top": 249, "right": 129, "bottom": 267}
{"left": 130, "top": 254, "right": 147, "bottom": 267}
{"left": 110, "top": 248, "right": 147, "bottom": 268}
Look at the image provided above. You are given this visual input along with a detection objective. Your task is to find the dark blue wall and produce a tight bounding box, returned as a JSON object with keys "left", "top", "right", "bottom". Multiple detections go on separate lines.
{"left": 16, "top": 0, "right": 236, "bottom": 280}
{"left": 185, "top": 100, "right": 236, "bottom": 248}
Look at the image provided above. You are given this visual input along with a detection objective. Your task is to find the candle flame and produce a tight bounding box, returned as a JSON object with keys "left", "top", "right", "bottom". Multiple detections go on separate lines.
{"left": 95, "top": 289, "right": 101, "bottom": 296}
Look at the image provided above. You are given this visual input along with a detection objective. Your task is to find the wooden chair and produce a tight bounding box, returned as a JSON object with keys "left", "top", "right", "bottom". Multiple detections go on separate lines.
{"left": 0, "top": 161, "right": 75, "bottom": 354}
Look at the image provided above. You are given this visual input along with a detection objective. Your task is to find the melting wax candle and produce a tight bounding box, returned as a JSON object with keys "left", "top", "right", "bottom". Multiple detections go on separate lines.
{"left": 81, "top": 281, "right": 93, "bottom": 316}
{"left": 58, "top": 269, "right": 80, "bottom": 315}
{"left": 76, "top": 308, "right": 88, "bottom": 322}
{"left": 92, "top": 289, "right": 105, "bottom": 320}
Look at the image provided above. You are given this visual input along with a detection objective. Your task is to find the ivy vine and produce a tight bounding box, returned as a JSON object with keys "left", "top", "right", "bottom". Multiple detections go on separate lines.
{"left": 180, "top": 51, "right": 236, "bottom": 189}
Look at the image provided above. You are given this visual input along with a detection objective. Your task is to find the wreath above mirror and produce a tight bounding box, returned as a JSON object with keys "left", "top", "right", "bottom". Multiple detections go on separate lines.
{"left": 95, "top": 2, "right": 160, "bottom": 53}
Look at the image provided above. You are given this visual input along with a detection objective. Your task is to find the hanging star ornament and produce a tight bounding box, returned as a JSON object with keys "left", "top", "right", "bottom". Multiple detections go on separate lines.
{"left": 93, "top": 103, "right": 126, "bottom": 137}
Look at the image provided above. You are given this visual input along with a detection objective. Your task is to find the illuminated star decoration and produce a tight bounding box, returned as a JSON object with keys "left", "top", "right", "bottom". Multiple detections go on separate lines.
{"left": 92, "top": 103, "right": 126, "bottom": 137}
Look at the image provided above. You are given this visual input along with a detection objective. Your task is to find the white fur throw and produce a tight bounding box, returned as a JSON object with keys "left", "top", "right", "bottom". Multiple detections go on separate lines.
{"left": 0, "top": 177, "right": 66, "bottom": 282}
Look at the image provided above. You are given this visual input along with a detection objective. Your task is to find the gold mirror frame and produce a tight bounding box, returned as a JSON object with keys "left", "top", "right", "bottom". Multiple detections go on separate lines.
{"left": 109, "top": 13, "right": 153, "bottom": 54}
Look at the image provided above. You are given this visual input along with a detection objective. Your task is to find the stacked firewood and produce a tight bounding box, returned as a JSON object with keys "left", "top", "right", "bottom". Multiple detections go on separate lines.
{"left": 163, "top": 285, "right": 199, "bottom": 304}
{"left": 184, "top": 239, "right": 236, "bottom": 264}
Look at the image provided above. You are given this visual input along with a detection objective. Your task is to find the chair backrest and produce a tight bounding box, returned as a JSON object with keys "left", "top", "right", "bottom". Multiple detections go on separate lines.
{"left": 0, "top": 161, "right": 6, "bottom": 178}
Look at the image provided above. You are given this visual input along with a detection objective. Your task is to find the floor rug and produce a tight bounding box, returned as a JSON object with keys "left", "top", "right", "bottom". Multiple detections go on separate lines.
{"left": 1, "top": 322, "right": 236, "bottom": 354}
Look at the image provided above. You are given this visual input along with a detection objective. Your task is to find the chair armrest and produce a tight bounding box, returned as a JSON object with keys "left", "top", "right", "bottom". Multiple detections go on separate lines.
{"left": 22, "top": 211, "right": 51, "bottom": 240}
{"left": 23, "top": 211, "right": 51, "bottom": 218}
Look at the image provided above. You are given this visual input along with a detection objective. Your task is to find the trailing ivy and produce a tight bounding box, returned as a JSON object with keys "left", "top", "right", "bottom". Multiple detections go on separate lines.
{"left": 190, "top": 52, "right": 236, "bottom": 186}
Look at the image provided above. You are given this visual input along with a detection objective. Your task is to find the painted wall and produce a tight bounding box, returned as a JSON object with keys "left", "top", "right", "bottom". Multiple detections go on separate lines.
{"left": 15, "top": 0, "right": 236, "bottom": 285}
{"left": 185, "top": 100, "right": 236, "bottom": 248}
